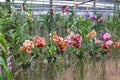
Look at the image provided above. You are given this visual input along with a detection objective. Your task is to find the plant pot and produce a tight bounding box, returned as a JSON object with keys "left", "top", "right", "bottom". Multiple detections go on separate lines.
{"left": 76, "top": 53, "right": 84, "bottom": 59}
{"left": 21, "top": 62, "right": 31, "bottom": 69}
{"left": 56, "top": 50, "right": 64, "bottom": 55}
{"left": 47, "top": 57, "right": 57, "bottom": 63}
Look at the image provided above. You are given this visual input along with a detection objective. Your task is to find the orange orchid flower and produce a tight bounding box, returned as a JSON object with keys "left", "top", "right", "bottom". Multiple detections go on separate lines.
{"left": 86, "top": 29, "right": 96, "bottom": 39}
{"left": 52, "top": 32, "right": 67, "bottom": 51}
{"left": 113, "top": 42, "right": 120, "bottom": 48}
{"left": 33, "top": 36, "right": 46, "bottom": 48}
{"left": 20, "top": 40, "right": 34, "bottom": 54}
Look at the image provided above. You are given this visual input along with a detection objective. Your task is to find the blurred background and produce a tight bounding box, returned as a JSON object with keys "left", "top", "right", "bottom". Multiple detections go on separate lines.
{"left": 0, "top": 0, "right": 119, "bottom": 15}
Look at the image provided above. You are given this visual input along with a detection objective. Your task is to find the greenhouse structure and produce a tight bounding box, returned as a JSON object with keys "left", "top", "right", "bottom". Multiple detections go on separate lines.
{"left": 0, "top": 0, "right": 120, "bottom": 80}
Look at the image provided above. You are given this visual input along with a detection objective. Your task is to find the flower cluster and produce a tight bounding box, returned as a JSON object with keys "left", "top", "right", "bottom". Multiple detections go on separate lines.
{"left": 86, "top": 29, "right": 96, "bottom": 39}
{"left": 20, "top": 40, "right": 34, "bottom": 53}
{"left": 113, "top": 42, "right": 120, "bottom": 48}
{"left": 65, "top": 32, "right": 82, "bottom": 48}
{"left": 105, "top": 40, "right": 113, "bottom": 46}
{"left": 0, "top": 46, "right": 13, "bottom": 72}
{"left": 90, "top": 14, "right": 97, "bottom": 21}
{"left": 52, "top": 31, "right": 82, "bottom": 51}
{"left": 101, "top": 32, "right": 113, "bottom": 51}
{"left": 98, "top": 17, "right": 104, "bottom": 23}
{"left": 33, "top": 36, "right": 46, "bottom": 48}
{"left": 60, "top": 5, "right": 69, "bottom": 14}
{"left": 87, "top": 30, "right": 120, "bottom": 52}
{"left": 102, "top": 32, "right": 111, "bottom": 41}
{"left": 89, "top": 14, "right": 104, "bottom": 22}
{"left": 83, "top": 12, "right": 89, "bottom": 18}
{"left": 20, "top": 35, "right": 46, "bottom": 53}
{"left": 101, "top": 40, "right": 113, "bottom": 51}
{"left": 7, "top": 55, "right": 13, "bottom": 71}
{"left": 53, "top": 32, "right": 67, "bottom": 51}
{"left": 19, "top": 31, "right": 120, "bottom": 55}
{"left": 94, "top": 37, "right": 101, "bottom": 44}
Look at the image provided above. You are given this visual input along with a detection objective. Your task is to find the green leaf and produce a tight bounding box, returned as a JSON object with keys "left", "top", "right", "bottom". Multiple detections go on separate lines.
{"left": 0, "top": 72, "right": 4, "bottom": 80}
{"left": 0, "top": 57, "right": 14, "bottom": 80}
{"left": 0, "top": 33, "right": 7, "bottom": 50}
{"left": 17, "top": 23, "right": 28, "bottom": 34}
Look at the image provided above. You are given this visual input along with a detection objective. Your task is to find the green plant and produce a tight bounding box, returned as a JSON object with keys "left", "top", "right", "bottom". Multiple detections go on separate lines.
{"left": 0, "top": 32, "right": 14, "bottom": 80}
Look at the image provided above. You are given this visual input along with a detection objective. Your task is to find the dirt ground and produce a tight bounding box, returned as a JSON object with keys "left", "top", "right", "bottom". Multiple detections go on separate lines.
{"left": 64, "top": 58, "right": 120, "bottom": 80}
{"left": 105, "top": 59, "right": 120, "bottom": 80}
{"left": 14, "top": 58, "right": 120, "bottom": 80}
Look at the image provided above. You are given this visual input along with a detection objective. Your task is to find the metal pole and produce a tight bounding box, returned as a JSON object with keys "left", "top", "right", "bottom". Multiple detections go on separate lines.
{"left": 93, "top": 1, "right": 96, "bottom": 14}
{"left": 49, "top": 0, "right": 53, "bottom": 32}
{"left": 116, "top": 0, "right": 119, "bottom": 13}
{"left": 6, "top": 0, "right": 10, "bottom": 2}
{"left": 6, "top": 0, "right": 11, "bottom": 14}
{"left": 114, "top": 0, "right": 117, "bottom": 15}
{"left": 76, "top": 0, "right": 95, "bottom": 6}
{"left": 50, "top": 0, "right": 53, "bottom": 15}
{"left": 118, "top": 0, "right": 120, "bottom": 17}
{"left": 74, "top": 0, "right": 76, "bottom": 9}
